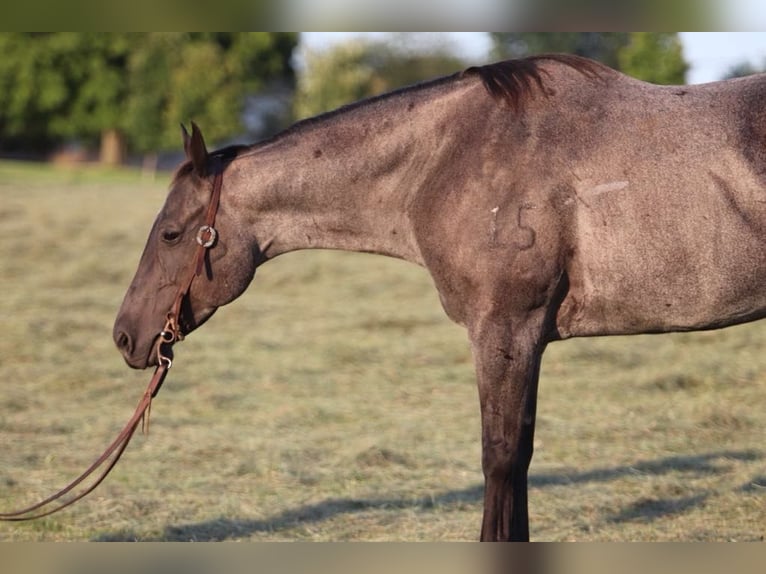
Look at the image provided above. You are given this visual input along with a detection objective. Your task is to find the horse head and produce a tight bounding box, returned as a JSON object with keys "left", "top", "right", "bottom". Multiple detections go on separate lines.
{"left": 113, "top": 123, "right": 257, "bottom": 369}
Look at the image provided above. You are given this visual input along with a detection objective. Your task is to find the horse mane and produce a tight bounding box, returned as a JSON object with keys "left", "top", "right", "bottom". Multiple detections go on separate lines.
{"left": 463, "top": 53, "right": 610, "bottom": 110}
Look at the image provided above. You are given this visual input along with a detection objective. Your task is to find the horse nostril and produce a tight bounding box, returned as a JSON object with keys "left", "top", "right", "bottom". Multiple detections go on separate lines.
{"left": 115, "top": 330, "right": 134, "bottom": 355}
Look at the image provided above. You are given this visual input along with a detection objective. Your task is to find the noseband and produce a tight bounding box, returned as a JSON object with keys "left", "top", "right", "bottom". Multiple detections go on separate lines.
{"left": 0, "top": 160, "right": 224, "bottom": 521}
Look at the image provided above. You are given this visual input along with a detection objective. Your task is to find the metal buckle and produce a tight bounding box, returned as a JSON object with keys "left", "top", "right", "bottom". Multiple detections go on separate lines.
{"left": 196, "top": 225, "right": 217, "bottom": 248}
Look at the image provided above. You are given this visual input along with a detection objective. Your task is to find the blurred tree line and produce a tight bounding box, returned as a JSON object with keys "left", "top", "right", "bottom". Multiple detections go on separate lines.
{"left": 0, "top": 33, "right": 296, "bottom": 164}
{"left": 0, "top": 33, "right": 688, "bottom": 165}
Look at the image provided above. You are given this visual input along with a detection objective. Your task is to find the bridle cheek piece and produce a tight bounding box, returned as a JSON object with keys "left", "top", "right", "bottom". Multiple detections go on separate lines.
{"left": 154, "top": 161, "right": 224, "bottom": 373}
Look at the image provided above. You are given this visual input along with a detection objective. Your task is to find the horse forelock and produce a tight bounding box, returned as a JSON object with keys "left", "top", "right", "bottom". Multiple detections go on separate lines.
{"left": 463, "top": 54, "right": 610, "bottom": 111}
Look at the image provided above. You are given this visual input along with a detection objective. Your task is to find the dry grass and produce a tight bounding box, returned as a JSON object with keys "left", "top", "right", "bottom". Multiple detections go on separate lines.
{"left": 0, "top": 160, "right": 764, "bottom": 541}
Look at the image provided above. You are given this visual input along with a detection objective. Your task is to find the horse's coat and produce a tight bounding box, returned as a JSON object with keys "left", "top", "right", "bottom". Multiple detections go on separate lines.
{"left": 114, "top": 54, "right": 766, "bottom": 540}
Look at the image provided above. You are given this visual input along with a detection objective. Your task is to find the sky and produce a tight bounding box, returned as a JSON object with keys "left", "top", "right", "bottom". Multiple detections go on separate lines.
{"left": 680, "top": 32, "right": 766, "bottom": 83}
{"left": 301, "top": 32, "right": 766, "bottom": 85}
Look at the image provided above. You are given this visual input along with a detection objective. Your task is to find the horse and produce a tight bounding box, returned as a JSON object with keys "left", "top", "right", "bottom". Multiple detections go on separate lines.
{"left": 113, "top": 54, "right": 766, "bottom": 541}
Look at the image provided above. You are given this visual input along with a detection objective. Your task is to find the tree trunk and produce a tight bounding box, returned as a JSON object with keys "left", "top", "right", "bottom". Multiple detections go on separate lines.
{"left": 99, "top": 128, "right": 126, "bottom": 166}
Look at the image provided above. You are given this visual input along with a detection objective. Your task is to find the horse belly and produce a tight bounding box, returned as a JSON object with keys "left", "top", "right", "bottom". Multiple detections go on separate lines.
{"left": 556, "top": 178, "right": 766, "bottom": 338}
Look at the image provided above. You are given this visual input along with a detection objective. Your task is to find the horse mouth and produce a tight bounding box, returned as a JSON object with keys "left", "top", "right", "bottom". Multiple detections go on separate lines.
{"left": 114, "top": 318, "right": 175, "bottom": 370}
{"left": 114, "top": 303, "right": 218, "bottom": 370}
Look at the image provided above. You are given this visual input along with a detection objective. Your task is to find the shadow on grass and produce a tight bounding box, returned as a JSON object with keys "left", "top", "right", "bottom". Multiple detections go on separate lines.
{"left": 94, "top": 449, "right": 760, "bottom": 541}
{"left": 529, "top": 448, "right": 760, "bottom": 487}
{"left": 607, "top": 493, "right": 709, "bottom": 524}
{"left": 94, "top": 485, "right": 484, "bottom": 542}
{"left": 739, "top": 475, "right": 766, "bottom": 493}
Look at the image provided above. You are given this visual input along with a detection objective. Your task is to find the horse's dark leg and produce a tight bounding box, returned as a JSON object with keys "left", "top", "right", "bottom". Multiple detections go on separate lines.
{"left": 470, "top": 314, "right": 545, "bottom": 542}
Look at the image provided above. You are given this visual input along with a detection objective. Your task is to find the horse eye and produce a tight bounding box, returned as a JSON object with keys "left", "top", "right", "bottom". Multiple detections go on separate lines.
{"left": 161, "top": 230, "right": 182, "bottom": 244}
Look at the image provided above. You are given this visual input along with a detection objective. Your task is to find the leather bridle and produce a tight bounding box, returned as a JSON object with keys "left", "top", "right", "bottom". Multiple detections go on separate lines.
{"left": 154, "top": 157, "right": 223, "bottom": 369}
{"left": 0, "top": 159, "right": 224, "bottom": 521}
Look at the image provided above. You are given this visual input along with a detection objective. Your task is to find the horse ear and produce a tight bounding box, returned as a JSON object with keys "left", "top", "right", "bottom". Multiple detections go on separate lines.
{"left": 181, "top": 123, "right": 191, "bottom": 152}
{"left": 182, "top": 121, "right": 209, "bottom": 176}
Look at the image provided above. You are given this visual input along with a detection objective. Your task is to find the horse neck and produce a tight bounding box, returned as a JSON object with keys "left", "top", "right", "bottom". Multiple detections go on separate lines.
{"left": 231, "top": 84, "right": 472, "bottom": 266}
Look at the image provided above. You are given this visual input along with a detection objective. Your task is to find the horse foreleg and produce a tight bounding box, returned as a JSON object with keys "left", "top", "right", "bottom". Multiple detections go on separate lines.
{"left": 471, "top": 316, "right": 544, "bottom": 542}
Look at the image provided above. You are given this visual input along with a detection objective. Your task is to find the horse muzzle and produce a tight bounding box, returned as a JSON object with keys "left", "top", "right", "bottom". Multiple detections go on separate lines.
{"left": 113, "top": 325, "right": 159, "bottom": 370}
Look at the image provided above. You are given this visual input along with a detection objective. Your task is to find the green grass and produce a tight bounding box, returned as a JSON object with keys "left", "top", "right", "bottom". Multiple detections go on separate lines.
{"left": 0, "top": 160, "right": 764, "bottom": 541}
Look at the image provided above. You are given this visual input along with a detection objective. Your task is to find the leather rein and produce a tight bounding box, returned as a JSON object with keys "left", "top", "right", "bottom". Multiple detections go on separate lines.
{"left": 0, "top": 161, "right": 224, "bottom": 522}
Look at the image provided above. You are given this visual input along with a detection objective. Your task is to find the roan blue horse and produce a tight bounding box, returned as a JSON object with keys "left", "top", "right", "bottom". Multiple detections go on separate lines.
{"left": 113, "top": 54, "right": 766, "bottom": 540}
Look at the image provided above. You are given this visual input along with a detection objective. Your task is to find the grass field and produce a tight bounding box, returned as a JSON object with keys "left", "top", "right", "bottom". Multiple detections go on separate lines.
{"left": 0, "top": 160, "right": 764, "bottom": 541}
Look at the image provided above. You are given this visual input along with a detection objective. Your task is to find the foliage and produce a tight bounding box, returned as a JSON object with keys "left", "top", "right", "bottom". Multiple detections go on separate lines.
{"left": 126, "top": 33, "right": 296, "bottom": 153}
{"left": 490, "top": 32, "right": 687, "bottom": 84}
{"left": 617, "top": 33, "right": 687, "bottom": 85}
{"left": 0, "top": 33, "right": 297, "bottom": 156}
{"left": 0, "top": 33, "right": 129, "bottom": 151}
{"left": 294, "top": 36, "right": 466, "bottom": 119}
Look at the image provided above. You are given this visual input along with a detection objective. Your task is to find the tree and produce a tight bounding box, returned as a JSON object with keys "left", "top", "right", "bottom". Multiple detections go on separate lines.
{"left": 489, "top": 33, "right": 687, "bottom": 84}
{"left": 0, "top": 34, "right": 136, "bottom": 161}
{"left": 0, "top": 33, "right": 298, "bottom": 163}
{"left": 294, "top": 36, "right": 466, "bottom": 120}
{"left": 617, "top": 33, "right": 687, "bottom": 85}
{"left": 126, "top": 33, "right": 297, "bottom": 156}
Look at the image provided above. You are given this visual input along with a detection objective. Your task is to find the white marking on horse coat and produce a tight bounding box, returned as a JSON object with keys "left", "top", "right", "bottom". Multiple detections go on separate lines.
{"left": 489, "top": 207, "right": 500, "bottom": 243}
{"left": 590, "top": 181, "right": 629, "bottom": 195}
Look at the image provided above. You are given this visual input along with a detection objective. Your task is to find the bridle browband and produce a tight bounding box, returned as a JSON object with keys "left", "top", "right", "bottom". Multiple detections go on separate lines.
{"left": 0, "top": 159, "right": 224, "bottom": 522}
